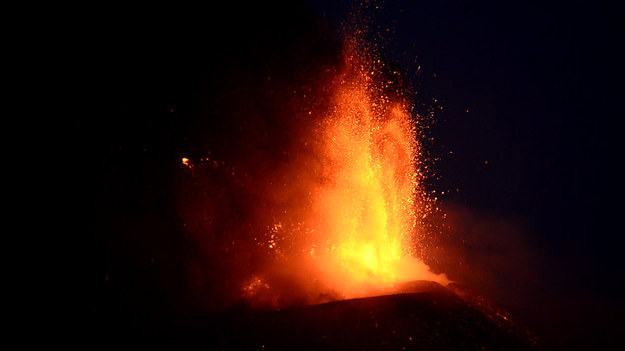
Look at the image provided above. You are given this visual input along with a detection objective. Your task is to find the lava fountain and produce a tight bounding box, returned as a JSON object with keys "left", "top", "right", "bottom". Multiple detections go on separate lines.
{"left": 180, "top": 33, "right": 447, "bottom": 309}
{"left": 304, "top": 40, "right": 448, "bottom": 299}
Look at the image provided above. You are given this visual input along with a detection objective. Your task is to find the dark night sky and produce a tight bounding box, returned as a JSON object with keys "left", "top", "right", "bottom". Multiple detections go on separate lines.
{"left": 78, "top": 1, "right": 624, "bottom": 349}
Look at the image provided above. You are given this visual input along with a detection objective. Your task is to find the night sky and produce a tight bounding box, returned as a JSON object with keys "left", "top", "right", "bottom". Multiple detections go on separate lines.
{"left": 78, "top": 1, "right": 623, "bottom": 349}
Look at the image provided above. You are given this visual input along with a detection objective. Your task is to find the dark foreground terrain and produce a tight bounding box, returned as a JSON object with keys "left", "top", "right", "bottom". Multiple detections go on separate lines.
{"left": 96, "top": 281, "right": 538, "bottom": 350}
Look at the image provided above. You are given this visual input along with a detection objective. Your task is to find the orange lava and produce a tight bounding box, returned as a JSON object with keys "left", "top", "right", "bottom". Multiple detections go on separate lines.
{"left": 180, "top": 33, "right": 448, "bottom": 308}
{"left": 299, "top": 40, "right": 447, "bottom": 299}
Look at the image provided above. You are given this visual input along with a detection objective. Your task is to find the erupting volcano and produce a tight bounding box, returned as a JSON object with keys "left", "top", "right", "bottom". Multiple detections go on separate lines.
{"left": 300, "top": 39, "right": 448, "bottom": 298}
{"left": 180, "top": 32, "right": 447, "bottom": 308}
{"left": 85, "top": 0, "right": 621, "bottom": 348}
{"left": 84, "top": 3, "right": 549, "bottom": 349}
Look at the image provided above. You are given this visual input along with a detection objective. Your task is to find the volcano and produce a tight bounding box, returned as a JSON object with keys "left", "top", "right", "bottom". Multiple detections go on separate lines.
{"left": 119, "top": 281, "right": 537, "bottom": 350}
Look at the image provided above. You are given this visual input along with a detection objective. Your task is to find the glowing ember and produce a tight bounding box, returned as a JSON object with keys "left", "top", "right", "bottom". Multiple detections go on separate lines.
{"left": 181, "top": 157, "right": 191, "bottom": 169}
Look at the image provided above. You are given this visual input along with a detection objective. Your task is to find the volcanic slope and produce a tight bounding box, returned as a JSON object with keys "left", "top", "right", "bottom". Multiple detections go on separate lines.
{"left": 160, "top": 281, "right": 538, "bottom": 350}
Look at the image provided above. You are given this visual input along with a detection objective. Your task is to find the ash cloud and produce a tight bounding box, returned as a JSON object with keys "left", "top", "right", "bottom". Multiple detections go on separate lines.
{"left": 426, "top": 203, "right": 540, "bottom": 302}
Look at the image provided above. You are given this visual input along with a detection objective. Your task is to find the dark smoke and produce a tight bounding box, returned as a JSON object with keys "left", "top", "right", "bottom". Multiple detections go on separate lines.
{"left": 174, "top": 11, "right": 343, "bottom": 310}
{"left": 426, "top": 203, "right": 540, "bottom": 313}
{"left": 78, "top": 3, "right": 348, "bottom": 344}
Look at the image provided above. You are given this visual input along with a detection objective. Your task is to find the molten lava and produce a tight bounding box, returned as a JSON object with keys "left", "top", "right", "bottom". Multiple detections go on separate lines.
{"left": 180, "top": 34, "right": 447, "bottom": 308}
{"left": 302, "top": 40, "right": 447, "bottom": 299}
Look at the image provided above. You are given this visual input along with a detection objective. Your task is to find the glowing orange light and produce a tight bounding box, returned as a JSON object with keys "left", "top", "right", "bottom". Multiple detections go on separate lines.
{"left": 181, "top": 157, "right": 191, "bottom": 168}
{"left": 294, "top": 38, "right": 448, "bottom": 299}
{"left": 177, "top": 31, "right": 452, "bottom": 307}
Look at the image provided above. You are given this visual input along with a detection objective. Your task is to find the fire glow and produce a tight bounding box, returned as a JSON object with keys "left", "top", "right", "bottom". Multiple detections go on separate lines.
{"left": 180, "top": 33, "right": 447, "bottom": 308}
{"left": 305, "top": 42, "right": 448, "bottom": 298}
